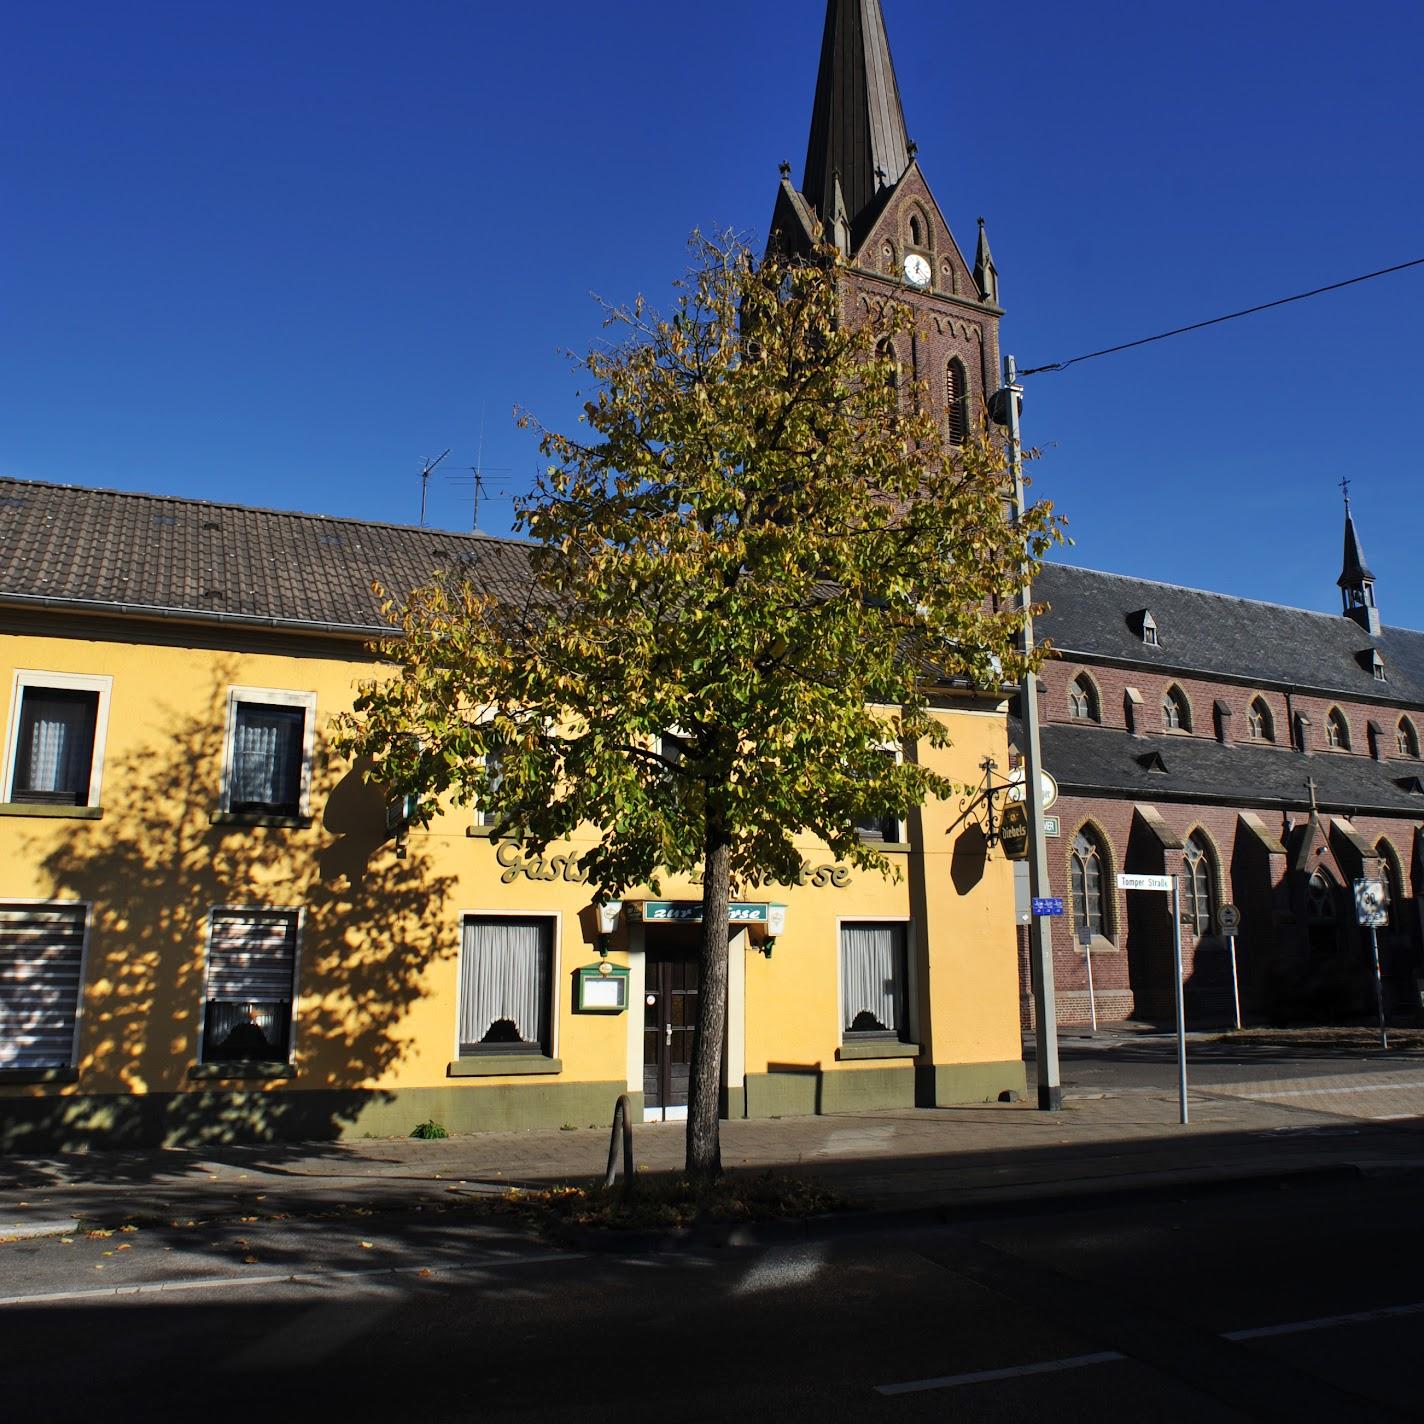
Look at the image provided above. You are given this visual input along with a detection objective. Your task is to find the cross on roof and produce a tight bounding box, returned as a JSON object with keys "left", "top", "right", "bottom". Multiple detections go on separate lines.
{"left": 1339, "top": 476, "right": 1352, "bottom": 510}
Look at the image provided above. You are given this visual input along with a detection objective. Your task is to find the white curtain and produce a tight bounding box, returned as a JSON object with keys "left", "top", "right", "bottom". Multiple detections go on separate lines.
{"left": 25, "top": 698, "right": 87, "bottom": 795}
{"left": 841, "top": 923, "right": 903, "bottom": 1035}
{"left": 460, "top": 918, "right": 549, "bottom": 1050}
{"left": 233, "top": 706, "right": 300, "bottom": 807}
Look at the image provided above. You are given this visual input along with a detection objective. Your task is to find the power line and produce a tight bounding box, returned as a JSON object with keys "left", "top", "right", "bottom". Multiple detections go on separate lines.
{"left": 1021, "top": 257, "right": 1424, "bottom": 377}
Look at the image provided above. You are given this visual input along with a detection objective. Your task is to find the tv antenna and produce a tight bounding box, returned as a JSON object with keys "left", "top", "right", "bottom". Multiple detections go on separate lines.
{"left": 447, "top": 405, "right": 510, "bottom": 532}
{"left": 418, "top": 449, "right": 450, "bottom": 526}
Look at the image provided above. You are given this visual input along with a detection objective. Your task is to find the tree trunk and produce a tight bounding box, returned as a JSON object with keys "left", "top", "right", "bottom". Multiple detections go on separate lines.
{"left": 686, "top": 826, "right": 730, "bottom": 1181}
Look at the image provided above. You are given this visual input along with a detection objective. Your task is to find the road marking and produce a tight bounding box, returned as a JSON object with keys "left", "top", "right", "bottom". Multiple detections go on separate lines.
{"left": 1236, "top": 1081, "right": 1424, "bottom": 1099}
{"left": 1223, "top": 1299, "right": 1424, "bottom": 1341}
{"left": 876, "top": 1351, "right": 1125, "bottom": 1395}
{"left": 0, "top": 1251, "right": 582, "bottom": 1308}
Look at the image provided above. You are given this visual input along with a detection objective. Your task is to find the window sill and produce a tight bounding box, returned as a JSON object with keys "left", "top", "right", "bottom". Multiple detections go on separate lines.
{"left": 1075, "top": 935, "right": 1117, "bottom": 955}
{"left": 0, "top": 1066, "right": 78, "bottom": 1084}
{"left": 447, "top": 1056, "right": 562, "bottom": 1078}
{"left": 189, "top": 1062, "right": 296, "bottom": 1081}
{"left": 836, "top": 1040, "right": 919, "bottom": 1061}
{"left": 857, "top": 841, "right": 911, "bottom": 854}
{"left": 210, "top": 811, "right": 313, "bottom": 829}
{"left": 0, "top": 803, "right": 103, "bottom": 820}
{"left": 465, "top": 824, "right": 504, "bottom": 839}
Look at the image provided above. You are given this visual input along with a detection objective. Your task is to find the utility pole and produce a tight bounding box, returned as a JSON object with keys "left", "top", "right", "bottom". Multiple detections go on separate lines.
{"left": 1003, "top": 354, "right": 1062, "bottom": 1111}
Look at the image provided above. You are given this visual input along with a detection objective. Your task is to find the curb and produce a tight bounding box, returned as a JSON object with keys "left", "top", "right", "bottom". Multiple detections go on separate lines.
{"left": 555, "top": 1161, "right": 1369, "bottom": 1255}
{"left": 1, "top": 1218, "right": 83, "bottom": 1243}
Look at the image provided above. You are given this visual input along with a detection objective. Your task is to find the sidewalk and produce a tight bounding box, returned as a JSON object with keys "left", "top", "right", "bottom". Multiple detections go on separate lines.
{"left": 5, "top": 1076, "right": 1424, "bottom": 1240}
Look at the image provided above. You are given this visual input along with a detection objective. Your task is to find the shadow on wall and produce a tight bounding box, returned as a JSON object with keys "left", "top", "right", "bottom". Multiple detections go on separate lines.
{"left": 11, "top": 661, "right": 457, "bottom": 1153}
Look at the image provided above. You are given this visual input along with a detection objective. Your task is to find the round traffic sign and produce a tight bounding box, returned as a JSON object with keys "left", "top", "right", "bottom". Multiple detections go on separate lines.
{"left": 1217, "top": 903, "right": 1241, "bottom": 934}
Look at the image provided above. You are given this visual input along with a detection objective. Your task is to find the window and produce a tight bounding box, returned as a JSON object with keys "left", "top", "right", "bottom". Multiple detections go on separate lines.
{"left": 1068, "top": 674, "right": 1100, "bottom": 723}
{"left": 840, "top": 922, "right": 908, "bottom": 1041}
{"left": 1247, "top": 697, "right": 1274, "bottom": 742}
{"left": 1378, "top": 841, "right": 1405, "bottom": 929}
{"left": 1070, "top": 830, "right": 1109, "bottom": 941}
{"left": 1162, "top": 685, "right": 1191, "bottom": 732}
{"left": 1182, "top": 833, "right": 1214, "bottom": 936}
{"left": 222, "top": 689, "right": 316, "bottom": 817}
{"left": 0, "top": 902, "right": 88, "bottom": 1070}
{"left": 909, "top": 213, "right": 924, "bottom": 247}
{"left": 201, "top": 909, "right": 299, "bottom": 1065}
{"left": 4, "top": 672, "right": 111, "bottom": 808}
{"left": 877, "top": 338, "right": 900, "bottom": 395}
{"left": 854, "top": 748, "right": 903, "bottom": 845}
{"left": 1325, "top": 707, "right": 1350, "bottom": 750}
{"left": 1307, "top": 871, "right": 1337, "bottom": 923}
{"left": 1398, "top": 718, "right": 1419, "bottom": 758}
{"left": 946, "top": 358, "right": 967, "bottom": 445}
{"left": 458, "top": 916, "right": 554, "bottom": 1055}
{"left": 475, "top": 744, "right": 506, "bottom": 828}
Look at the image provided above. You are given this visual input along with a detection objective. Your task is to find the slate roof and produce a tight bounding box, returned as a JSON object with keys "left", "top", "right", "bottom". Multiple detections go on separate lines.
{"left": 1035, "top": 562, "right": 1424, "bottom": 708}
{"left": 1040, "top": 721, "right": 1424, "bottom": 817}
{"left": 0, "top": 476, "right": 533, "bottom": 635}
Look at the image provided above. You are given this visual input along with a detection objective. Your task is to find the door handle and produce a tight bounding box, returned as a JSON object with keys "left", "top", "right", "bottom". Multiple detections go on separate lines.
{"left": 665, "top": 1023, "right": 673, "bottom": 1047}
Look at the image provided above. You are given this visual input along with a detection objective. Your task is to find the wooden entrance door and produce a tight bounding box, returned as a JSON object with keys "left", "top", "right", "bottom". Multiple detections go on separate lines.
{"left": 643, "top": 944, "right": 700, "bottom": 1117}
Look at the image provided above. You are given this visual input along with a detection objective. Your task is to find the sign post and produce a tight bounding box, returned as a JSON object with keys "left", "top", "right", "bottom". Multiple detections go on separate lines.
{"left": 1354, "top": 879, "right": 1389, "bottom": 1050}
{"left": 1118, "top": 872, "right": 1188, "bottom": 1124}
{"left": 1217, "top": 903, "right": 1242, "bottom": 1031}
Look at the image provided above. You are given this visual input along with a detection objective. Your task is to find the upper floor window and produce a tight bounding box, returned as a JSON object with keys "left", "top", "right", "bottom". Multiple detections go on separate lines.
{"left": 1398, "top": 718, "right": 1419, "bottom": 758}
{"left": 1068, "top": 675, "right": 1100, "bottom": 723}
{"left": 1162, "top": 684, "right": 1191, "bottom": 732}
{"left": 909, "top": 213, "right": 924, "bottom": 247}
{"left": 1247, "top": 697, "right": 1274, "bottom": 742}
{"left": 855, "top": 747, "right": 904, "bottom": 846}
{"left": 4, "top": 672, "right": 112, "bottom": 809}
{"left": 475, "top": 744, "right": 506, "bottom": 829}
{"left": 1325, "top": 707, "right": 1351, "bottom": 751}
{"left": 1070, "top": 829, "right": 1109, "bottom": 942}
{"left": 1182, "top": 833, "right": 1215, "bottom": 937}
{"left": 946, "top": 359, "right": 968, "bottom": 445}
{"left": 222, "top": 688, "right": 316, "bottom": 818}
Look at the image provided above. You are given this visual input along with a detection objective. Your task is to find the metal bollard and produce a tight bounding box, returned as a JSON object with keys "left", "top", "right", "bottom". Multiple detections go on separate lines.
{"left": 605, "top": 1093, "right": 635, "bottom": 1193}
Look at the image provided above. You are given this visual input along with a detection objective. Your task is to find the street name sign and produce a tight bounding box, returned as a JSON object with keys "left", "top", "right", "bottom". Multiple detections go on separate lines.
{"left": 1117, "top": 873, "right": 1173, "bottom": 892}
{"left": 1032, "top": 897, "right": 1064, "bottom": 917}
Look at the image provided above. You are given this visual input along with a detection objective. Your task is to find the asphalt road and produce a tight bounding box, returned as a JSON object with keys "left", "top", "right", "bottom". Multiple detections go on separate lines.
{"left": 3, "top": 1169, "right": 1422, "bottom": 1422}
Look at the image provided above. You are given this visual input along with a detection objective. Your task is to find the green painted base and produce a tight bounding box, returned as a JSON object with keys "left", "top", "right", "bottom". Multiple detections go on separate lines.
{"left": 915, "top": 1060, "right": 1027, "bottom": 1106}
{"left": 0, "top": 1082, "right": 641, "bottom": 1152}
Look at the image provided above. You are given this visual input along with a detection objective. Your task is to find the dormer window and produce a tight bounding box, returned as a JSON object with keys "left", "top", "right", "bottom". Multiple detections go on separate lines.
{"left": 1162, "top": 684, "right": 1191, "bottom": 732}
{"left": 1358, "top": 648, "right": 1387, "bottom": 682}
{"left": 1325, "top": 707, "right": 1351, "bottom": 751}
{"left": 1130, "top": 610, "right": 1159, "bottom": 646}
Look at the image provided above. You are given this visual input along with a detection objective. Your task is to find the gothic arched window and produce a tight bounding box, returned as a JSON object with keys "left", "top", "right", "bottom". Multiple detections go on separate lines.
{"left": 1325, "top": 707, "right": 1351, "bottom": 750}
{"left": 909, "top": 213, "right": 924, "bottom": 247}
{"left": 1162, "top": 684, "right": 1192, "bottom": 732}
{"left": 1070, "top": 829, "right": 1109, "bottom": 941}
{"left": 1247, "top": 697, "right": 1274, "bottom": 742}
{"left": 1182, "top": 833, "right": 1215, "bottom": 936}
{"left": 877, "top": 339, "right": 900, "bottom": 396}
{"left": 1397, "top": 717, "right": 1419, "bottom": 758}
{"left": 1377, "top": 840, "right": 1405, "bottom": 928}
{"left": 946, "top": 359, "right": 968, "bottom": 445}
{"left": 1068, "top": 674, "right": 1100, "bottom": 723}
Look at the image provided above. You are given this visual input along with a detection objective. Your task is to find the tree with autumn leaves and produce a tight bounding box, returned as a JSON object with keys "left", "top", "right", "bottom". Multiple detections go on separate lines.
{"left": 334, "top": 235, "right": 1061, "bottom": 1179}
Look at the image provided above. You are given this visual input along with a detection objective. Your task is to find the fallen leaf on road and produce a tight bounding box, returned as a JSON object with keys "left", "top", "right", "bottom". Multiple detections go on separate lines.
{"left": 94, "top": 1265, "right": 103, "bottom": 1271}
{"left": 418, "top": 1269, "right": 432, "bottom": 1278}
{"left": 120, "top": 1225, "right": 137, "bottom": 1233}
{"left": 360, "top": 1241, "right": 374, "bottom": 1249}
{"left": 102, "top": 1250, "right": 113, "bottom": 1257}
{"left": 59, "top": 1238, "right": 73, "bottom": 1245}
{"left": 117, "top": 1244, "right": 132, "bottom": 1252}
{"left": 243, "top": 1255, "right": 258, "bottom": 1265}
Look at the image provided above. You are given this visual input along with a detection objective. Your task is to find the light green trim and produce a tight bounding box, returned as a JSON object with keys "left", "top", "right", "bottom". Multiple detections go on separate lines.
{"left": 744, "top": 1063, "right": 917, "bottom": 1117}
{"left": 447, "top": 1056, "right": 562, "bottom": 1077}
{"left": 836, "top": 1040, "right": 920, "bottom": 1061}
{"left": 0, "top": 803, "right": 103, "bottom": 820}
{"left": 0, "top": 1083, "right": 641, "bottom": 1151}
{"left": 208, "top": 811, "right": 312, "bottom": 829}
{"left": 915, "top": 1060, "right": 1026, "bottom": 1106}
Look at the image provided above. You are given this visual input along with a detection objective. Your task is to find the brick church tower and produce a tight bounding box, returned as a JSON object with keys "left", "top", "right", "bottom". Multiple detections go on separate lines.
{"left": 769, "top": 0, "right": 1003, "bottom": 437}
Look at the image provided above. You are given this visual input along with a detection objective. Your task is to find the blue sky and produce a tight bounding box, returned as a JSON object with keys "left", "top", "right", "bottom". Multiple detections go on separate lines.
{"left": 4, "top": 1, "right": 1422, "bottom": 622}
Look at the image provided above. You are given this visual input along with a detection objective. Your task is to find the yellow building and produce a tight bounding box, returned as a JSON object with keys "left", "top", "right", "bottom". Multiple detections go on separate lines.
{"left": 0, "top": 477, "right": 1026, "bottom": 1149}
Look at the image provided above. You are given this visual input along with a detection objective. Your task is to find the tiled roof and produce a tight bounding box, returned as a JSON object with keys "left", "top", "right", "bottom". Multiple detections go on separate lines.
{"left": 1040, "top": 721, "right": 1424, "bottom": 817}
{"left": 1035, "top": 563, "right": 1424, "bottom": 707}
{"left": 0, "top": 476, "right": 533, "bottom": 634}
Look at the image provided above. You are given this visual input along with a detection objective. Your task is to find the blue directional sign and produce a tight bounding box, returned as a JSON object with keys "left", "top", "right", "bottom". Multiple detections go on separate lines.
{"left": 1032, "top": 897, "right": 1065, "bottom": 917}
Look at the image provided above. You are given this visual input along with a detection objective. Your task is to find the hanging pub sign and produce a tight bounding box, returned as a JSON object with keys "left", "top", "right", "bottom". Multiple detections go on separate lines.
{"left": 999, "top": 802, "right": 1029, "bottom": 861}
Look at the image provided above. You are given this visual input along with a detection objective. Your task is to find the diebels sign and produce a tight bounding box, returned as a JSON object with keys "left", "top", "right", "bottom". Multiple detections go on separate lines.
{"left": 999, "top": 803, "right": 1029, "bottom": 861}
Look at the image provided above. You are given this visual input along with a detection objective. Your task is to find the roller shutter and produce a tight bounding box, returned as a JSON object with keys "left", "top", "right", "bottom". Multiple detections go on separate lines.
{"left": 0, "top": 902, "right": 87, "bottom": 1070}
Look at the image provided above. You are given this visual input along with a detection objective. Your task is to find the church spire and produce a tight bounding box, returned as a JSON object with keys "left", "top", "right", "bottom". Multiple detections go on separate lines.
{"left": 974, "top": 216, "right": 999, "bottom": 305}
{"left": 801, "top": 0, "right": 911, "bottom": 245}
{"left": 1337, "top": 482, "right": 1380, "bottom": 635}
